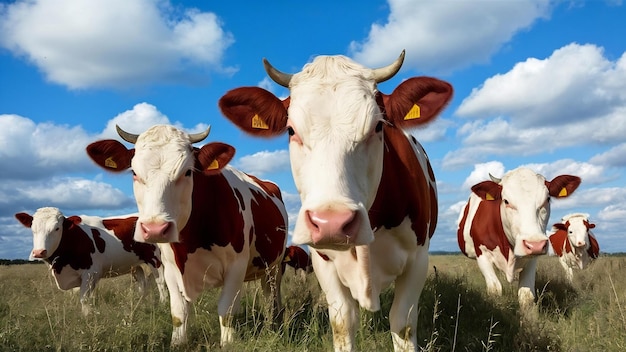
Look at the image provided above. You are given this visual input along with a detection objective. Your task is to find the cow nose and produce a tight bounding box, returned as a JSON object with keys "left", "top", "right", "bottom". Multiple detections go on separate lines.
{"left": 140, "top": 221, "right": 171, "bottom": 242}
{"left": 32, "top": 249, "right": 47, "bottom": 258}
{"left": 522, "top": 239, "right": 548, "bottom": 255}
{"left": 306, "top": 209, "right": 359, "bottom": 246}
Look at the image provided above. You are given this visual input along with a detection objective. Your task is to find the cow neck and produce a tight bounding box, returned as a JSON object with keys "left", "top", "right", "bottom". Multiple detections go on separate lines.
{"left": 169, "top": 170, "right": 247, "bottom": 274}
{"left": 368, "top": 125, "right": 433, "bottom": 246}
{"left": 47, "top": 219, "right": 96, "bottom": 273}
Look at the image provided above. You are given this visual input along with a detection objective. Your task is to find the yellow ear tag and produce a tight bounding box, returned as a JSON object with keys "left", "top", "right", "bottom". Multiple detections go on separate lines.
{"left": 404, "top": 104, "right": 421, "bottom": 120}
{"left": 206, "top": 159, "right": 219, "bottom": 170}
{"left": 283, "top": 255, "right": 291, "bottom": 262}
{"left": 485, "top": 193, "right": 495, "bottom": 201}
{"left": 252, "top": 114, "right": 269, "bottom": 129}
{"left": 558, "top": 187, "right": 568, "bottom": 197}
{"left": 104, "top": 157, "right": 117, "bottom": 169}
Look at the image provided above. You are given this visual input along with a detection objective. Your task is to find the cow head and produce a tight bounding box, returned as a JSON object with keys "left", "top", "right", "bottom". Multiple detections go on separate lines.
{"left": 86, "top": 124, "right": 235, "bottom": 243}
{"left": 219, "top": 51, "right": 452, "bottom": 249}
{"left": 471, "top": 167, "right": 581, "bottom": 257}
{"left": 15, "top": 207, "right": 77, "bottom": 260}
{"left": 554, "top": 213, "right": 594, "bottom": 250}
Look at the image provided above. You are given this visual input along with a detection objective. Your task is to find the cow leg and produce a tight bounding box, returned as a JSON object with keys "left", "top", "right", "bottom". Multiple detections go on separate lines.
{"left": 311, "top": 249, "right": 358, "bottom": 352}
{"left": 559, "top": 258, "right": 574, "bottom": 283}
{"left": 79, "top": 272, "right": 99, "bottom": 316}
{"left": 131, "top": 265, "right": 148, "bottom": 298}
{"left": 476, "top": 255, "right": 502, "bottom": 296}
{"left": 152, "top": 265, "right": 168, "bottom": 303}
{"left": 260, "top": 263, "right": 284, "bottom": 329}
{"left": 164, "top": 265, "right": 189, "bottom": 346}
{"left": 217, "top": 259, "right": 247, "bottom": 346}
{"left": 388, "top": 246, "right": 427, "bottom": 352}
{"left": 517, "top": 258, "right": 537, "bottom": 308}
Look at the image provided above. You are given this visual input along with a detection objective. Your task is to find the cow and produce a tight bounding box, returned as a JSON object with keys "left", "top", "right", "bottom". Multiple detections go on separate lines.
{"left": 218, "top": 50, "right": 453, "bottom": 352}
{"left": 14, "top": 207, "right": 166, "bottom": 315}
{"left": 85, "top": 124, "right": 288, "bottom": 346}
{"left": 457, "top": 167, "right": 581, "bottom": 308}
{"left": 282, "top": 245, "right": 313, "bottom": 279}
{"left": 549, "top": 213, "right": 600, "bottom": 282}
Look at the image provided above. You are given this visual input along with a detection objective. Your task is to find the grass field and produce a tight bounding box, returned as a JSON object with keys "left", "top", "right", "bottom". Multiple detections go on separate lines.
{"left": 1, "top": 254, "right": 625, "bottom": 351}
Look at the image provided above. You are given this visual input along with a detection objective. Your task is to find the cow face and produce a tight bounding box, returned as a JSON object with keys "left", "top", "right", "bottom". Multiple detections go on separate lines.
{"left": 471, "top": 167, "right": 581, "bottom": 257}
{"left": 219, "top": 51, "right": 452, "bottom": 249}
{"left": 557, "top": 213, "right": 594, "bottom": 249}
{"left": 16, "top": 207, "right": 66, "bottom": 260}
{"left": 86, "top": 124, "right": 235, "bottom": 243}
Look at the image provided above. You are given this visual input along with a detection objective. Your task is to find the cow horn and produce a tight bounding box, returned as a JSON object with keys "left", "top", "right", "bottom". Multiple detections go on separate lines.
{"left": 188, "top": 126, "right": 211, "bottom": 144}
{"left": 489, "top": 173, "right": 502, "bottom": 183}
{"left": 371, "top": 50, "right": 405, "bottom": 83}
{"left": 263, "top": 58, "right": 293, "bottom": 88}
{"left": 116, "top": 125, "right": 139, "bottom": 144}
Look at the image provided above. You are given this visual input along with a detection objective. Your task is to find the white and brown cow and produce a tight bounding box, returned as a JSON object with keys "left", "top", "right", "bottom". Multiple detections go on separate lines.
{"left": 457, "top": 168, "right": 581, "bottom": 307}
{"left": 15, "top": 207, "right": 166, "bottom": 315}
{"left": 549, "top": 213, "right": 600, "bottom": 282}
{"left": 86, "top": 125, "right": 288, "bottom": 346}
{"left": 282, "top": 245, "right": 313, "bottom": 278}
{"left": 219, "top": 51, "right": 452, "bottom": 352}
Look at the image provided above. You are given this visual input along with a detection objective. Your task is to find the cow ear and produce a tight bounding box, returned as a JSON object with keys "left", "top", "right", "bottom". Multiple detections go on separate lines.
{"left": 219, "top": 87, "right": 289, "bottom": 137}
{"left": 552, "top": 223, "right": 567, "bottom": 231}
{"left": 15, "top": 213, "right": 33, "bottom": 228}
{"left": 197, "top": 142, "right": 236, "bottom": 175}
{"left": 546, "top": 175, "right": 581, "bottom": 198}
{"left": 67, "top": 216, "right": 82, "bottom": 226}
{"left": 382, "top": 77, "right": 453, "bottom": 129}
{"left": 86, "top": 140, "right": 134, "bottom": 172}
{"left": 471, "top": 180, "right": 502, "bottom": 201}
{"left": 587, "top": 222, "right": 596, "bottom": 229}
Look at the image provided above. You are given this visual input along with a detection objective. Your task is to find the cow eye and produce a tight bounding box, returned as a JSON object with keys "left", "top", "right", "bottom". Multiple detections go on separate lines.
{"left": 185, "top": 169, "right": 192, "bottom": 177}
{"left": 375, "top": 121, "right": 384, "bottom": 133}
{"left": 504, "top": 199, "right": 509, "bottom": 205}
{"left": 287, "top": 126, "right": 295, "bottom": 136}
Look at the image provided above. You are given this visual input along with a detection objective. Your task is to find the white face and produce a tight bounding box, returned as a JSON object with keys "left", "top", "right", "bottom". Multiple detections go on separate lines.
{"left": 131, "top": 126, "right": 195, "bottom": 243}
{"left": 498, "top": 168, "right": 551, "bottom": 256}
{"left": 565, "top": 217, "right": 590, "bottom": 248}
{"left": 30, "top": 208, "right": 64, "bottom": 260}
{"left": 287, "top": 58, "right": 385, "bottom": 249}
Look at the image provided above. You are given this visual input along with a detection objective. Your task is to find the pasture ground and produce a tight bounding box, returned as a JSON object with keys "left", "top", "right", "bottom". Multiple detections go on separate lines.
{"left": 1, "top": 254, "right": 625, "bottom": 351}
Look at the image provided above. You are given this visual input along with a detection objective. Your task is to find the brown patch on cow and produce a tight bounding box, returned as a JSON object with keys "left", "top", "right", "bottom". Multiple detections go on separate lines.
{"left": 457, "top": 199, "right": 470, "bottom": 256}
{"left": 91, "top": 229, "right": 106, "bottom": 253}
{"left": 588, "top": 234, "right": 600, "bottom": 259}
{"left": 47, "top": 218, "right": 96, "bottom": 273}
{"left": 249, "top": 187, "right": 287, "bottom": 272}
{"left": 102, "top": 217, "right": 162, "bottom": 268}
{"left": 368, "top": 125, "right": 435, "bottom": 246}
{"left": 172, "top": 315, "right": 183, "bottom": 327}
{"left": 549, "top": 228, "right": 570, "bottom": 257}
{"left": 171, "top": 172, "right": 247, "bottom": 274}
{"left": 468, "top": 200, "right": 511, "bottom": 260}
{"left": 247, "top": 174, "right": 283, "bottom": 201}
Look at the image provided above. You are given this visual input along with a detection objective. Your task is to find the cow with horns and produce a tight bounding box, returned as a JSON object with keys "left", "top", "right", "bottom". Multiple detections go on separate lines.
{"left": 15, "top": 207, "right": 167, "bottom": 315}
{"left": 549, "top": 213, "right": 600, "bottom": 282}
{"left": 219, "top": 50, "right": 453, "bottom": 351}
{"left": 457, "top": 167, "right": 581, "bottom": 307}
{"left": 85, "top": 125, "right": 288, "bottom": 346}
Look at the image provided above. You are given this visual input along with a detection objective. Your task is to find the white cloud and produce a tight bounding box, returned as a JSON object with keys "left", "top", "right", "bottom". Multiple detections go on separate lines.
{"left": 443, "top": 44, "right": 626, "bottom": 169}
{"left": 461, "top": 161, "right": 505, "bottom": 190}
{"left": 350, "top": 0, "right": 552, "bottom": 72}
{"left": 0, "top": 0, "right": 235, "bottom": 89}
{"left": 521, "top": 159, "right": 606, "bottom": 184}
{"left": 235, "top": 150, "right": 291, "bottom": 177}
{"left": 590, "top": 143, "right": 626, "bottom": 167}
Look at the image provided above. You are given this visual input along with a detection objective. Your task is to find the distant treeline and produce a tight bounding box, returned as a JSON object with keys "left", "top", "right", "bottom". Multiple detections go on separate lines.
{"left": 0, "top": 259, "right": 43, "bottom": 266}
{"left": 1, "top": 252, "right": 624, "bottom": 265}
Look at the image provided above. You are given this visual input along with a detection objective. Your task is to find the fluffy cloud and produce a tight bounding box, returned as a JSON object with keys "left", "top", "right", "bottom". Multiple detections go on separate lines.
{"left": 0, "top": 0, "right": 235, "bottom": 89}
{"left": 443, "top": 44, "right": 626, "bottom": 169}
{"left": 349, "top": 0, "right": 552, "bottom": 72}
{"left": 234, "top": 150, "right": 291, "bottom": 177}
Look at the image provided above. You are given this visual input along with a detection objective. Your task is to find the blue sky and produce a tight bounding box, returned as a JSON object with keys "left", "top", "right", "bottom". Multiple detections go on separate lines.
{"left": 1, "top": 0, "right": 625, "bottom": 259}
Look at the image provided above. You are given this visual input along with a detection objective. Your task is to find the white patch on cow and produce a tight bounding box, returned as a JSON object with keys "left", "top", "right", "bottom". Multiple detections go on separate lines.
{"left": 287, "top": 56, "right": 385, "bottom": 247}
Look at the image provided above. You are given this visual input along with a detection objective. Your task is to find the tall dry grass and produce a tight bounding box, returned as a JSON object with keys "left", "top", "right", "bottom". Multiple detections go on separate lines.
{"left": 0, "top": 254, "right": 624, "bottom": 351}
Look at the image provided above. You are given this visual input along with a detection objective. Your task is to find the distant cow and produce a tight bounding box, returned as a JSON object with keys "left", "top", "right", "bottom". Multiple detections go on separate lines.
{"left": 219, "top": 50, "right": 452, "bottom": 351}
{"left": 457, "top": 167, "right": 581, "bottom": 307}
{"left": 282, "top": 245, "right": 313, "bottom": 278}
{"left": 86, "top": 125, "right": 288, "bottom": 346}
{"left": 549, "top": 213, "right": 600, "bottom": 282}
{"left": 15, "top": 207, "right": 166, "bottom": 315}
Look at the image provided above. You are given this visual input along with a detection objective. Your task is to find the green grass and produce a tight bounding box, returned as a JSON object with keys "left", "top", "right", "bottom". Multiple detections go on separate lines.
{"left": 1, "top": 255, "right": 625, "bottom": 351}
